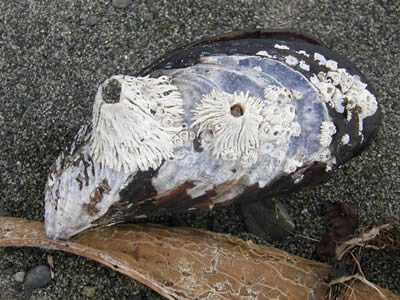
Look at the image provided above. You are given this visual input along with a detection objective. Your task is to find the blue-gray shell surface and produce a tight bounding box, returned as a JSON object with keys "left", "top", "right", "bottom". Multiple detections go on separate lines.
{"left": 44, "top": 30, "right": 381, "bottom": 239}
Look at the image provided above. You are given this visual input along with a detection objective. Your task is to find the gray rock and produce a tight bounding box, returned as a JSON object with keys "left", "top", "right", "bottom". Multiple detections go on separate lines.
{"left": 240, "top": 199, "right": 295, "bottom": 241}
{"left": 111, "top": 0, "right": 132, "bottom": 9}
{"left": 24, "top": 264, "right": 51, "bottom": 298}
{"left": 13, "top": 271, "right": 25, "bottom": 283}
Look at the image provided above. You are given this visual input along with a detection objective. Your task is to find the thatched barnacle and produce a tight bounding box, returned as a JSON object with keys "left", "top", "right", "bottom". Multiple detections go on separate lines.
{"left": 44, "top": 29, "right": 381, "bottom": 240}
{"left": 90, "top": 75, "right": 185, "bottom": 173}
{"left": 191, "top": 90, "right": 265, "bottom": 164}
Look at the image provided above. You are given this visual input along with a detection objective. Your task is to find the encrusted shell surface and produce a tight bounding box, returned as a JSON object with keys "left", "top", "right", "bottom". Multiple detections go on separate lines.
{"left": 45, "top": 30, "right": 381, "bottom": 239}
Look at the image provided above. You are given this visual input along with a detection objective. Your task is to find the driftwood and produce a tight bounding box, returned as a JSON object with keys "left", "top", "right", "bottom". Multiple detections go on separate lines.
{"left": 0, "top": 217, "right": 398, "bottom": 299}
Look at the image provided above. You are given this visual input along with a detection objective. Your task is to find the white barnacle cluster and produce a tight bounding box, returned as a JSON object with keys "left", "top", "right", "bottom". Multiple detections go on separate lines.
{"left": 284, "top": 158, "right": 303, "bottom": 174}
{"left": 309, "top": 53, "right": 378, "bottom": 134}
{"left": 191, "top": 90, "right": 265, "bottom": 164}
{"left": 261, "top": 87, "right": 303, "bottom": 174}
{"left": 90, "top": 75, "right": 185, "bottom": 173}
{"left": 262, "top": 86, "right": 302, "bottom": 173}
{"left": 311, "top": 121, "right": 337, "bottom": 172}
{"left": 262, "top": 86, "right": 301, "bottom": 141}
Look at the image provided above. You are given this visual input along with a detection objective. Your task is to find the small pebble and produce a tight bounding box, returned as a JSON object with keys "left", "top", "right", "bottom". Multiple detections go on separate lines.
{"left": 87, "top": 16, "right": 98, "bottom": 26}
{"left": 81, "top": 286, "right": 96, "bottom": 297}
{"left": 24, "top": 264, "right": 51, "bottom": 298}
{"left": 16, "top": 161, "right": 22, "bottom": 172}
{"left": 14, "top": 271, "right": 25, "bottom": 283}
{"left": 112, "top": 0, "right": 132, "bottom": 9}
{"left": 142, "top": 12, "right": 153, "bottom": 22}
{"left": 240, "top": 200, "right": 295, "bottom": 241}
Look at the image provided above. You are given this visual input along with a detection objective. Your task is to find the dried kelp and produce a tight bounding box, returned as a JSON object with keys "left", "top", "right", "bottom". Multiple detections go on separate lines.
{"left": 0, "top": 217, "right": 398, "bottom": 299}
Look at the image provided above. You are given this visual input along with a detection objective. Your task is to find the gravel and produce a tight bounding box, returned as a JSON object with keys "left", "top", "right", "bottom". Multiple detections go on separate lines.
{"left": 0, "top": 0, "right": 399, "bottom": 298}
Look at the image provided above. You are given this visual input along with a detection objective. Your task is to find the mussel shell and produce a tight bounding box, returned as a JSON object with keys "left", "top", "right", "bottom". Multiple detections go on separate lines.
{"left": 44, "top": 29, "right": 381, "bottom": 239}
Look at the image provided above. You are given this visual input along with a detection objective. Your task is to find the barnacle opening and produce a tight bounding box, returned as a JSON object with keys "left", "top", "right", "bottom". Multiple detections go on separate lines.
{"left": 102, "top": 79, "right": 121, "bottom": 104}
{"left": 230, "top": 103, "right": 244, "bottom": 117}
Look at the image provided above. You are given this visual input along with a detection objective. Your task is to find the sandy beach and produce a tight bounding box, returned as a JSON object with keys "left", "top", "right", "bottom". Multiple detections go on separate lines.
{"left": 0, "top": 1, "right": 399, "bottom": 298}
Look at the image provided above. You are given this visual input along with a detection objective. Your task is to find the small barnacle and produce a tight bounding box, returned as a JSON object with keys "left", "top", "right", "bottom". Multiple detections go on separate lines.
{"left": 282, "top": 104, "right": 296, "bottom": 122}
{"left": 189, "top": 131, "right": 195, "bottom": 141}
{"left": 268, "top": 124, "right": 285, "bottom": 141}
{"left": 299, "top": 60, "right": 310, "bottom": 71}
{"left": 310, "top": 75, "right": 336, "bottom": 103}
{"left": 262, "top": 106, "right": 281, "bottom": 124}
{"left": 352, "top": 80, "right": 368, "bottom": 91}
{"left": 284, "top": 158, "right": 303, "bottom": 174}
{"left": 332, "top": 90, "right": 345, "bottom": 113}
{"left": 325, "top": 162, "right": 334, "bottom": 172}
{"left": 294, "top": 175, "right": 304, "bottom": 184}
{"left": 325, "top": 60, "right": 338, "bottom": 71}
{"left": 179, "top": 130, "right": 189, "bottom": 141}
{"left": 341, "top": 134, "right": 350, "bottom": 145}
{"left": 320, "top": 121, "right": 337, "bottom": 147}
{"left": 264, "top": 86, "right": 294, "bottom": 104}
{"left": 326, "top": 71, "right": 341, "bottom": 86}
{"left": 338, "top": 68, "right": 354, "bottom": 93}
{"left": 296, "top": 50, "right": 310, "bottom": 57}
{"left": 320, "top": 82, "right": 336, "bottom": 102}
{"left": 318, "top": 148, "right": 333, "bottom": 162}
{"left": 274, "top": 44, "right": 290, "bottom": 50}
{"left": 172, "top": 134, "right": 185, "bottom": 147}
{"left": 256, "top": 50, "right": 275, "bottom": 58}
{"left": 285, "top": 55, "right": 298, "bottom": 66}
{"left": 346, "top": 89, "right": 377, "bottom": 131}
{"left": 314, "top": 53, "right": 327, "bottom": 65}
{"left": 317, "top": 72, "right": 328, "bottom": 82}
